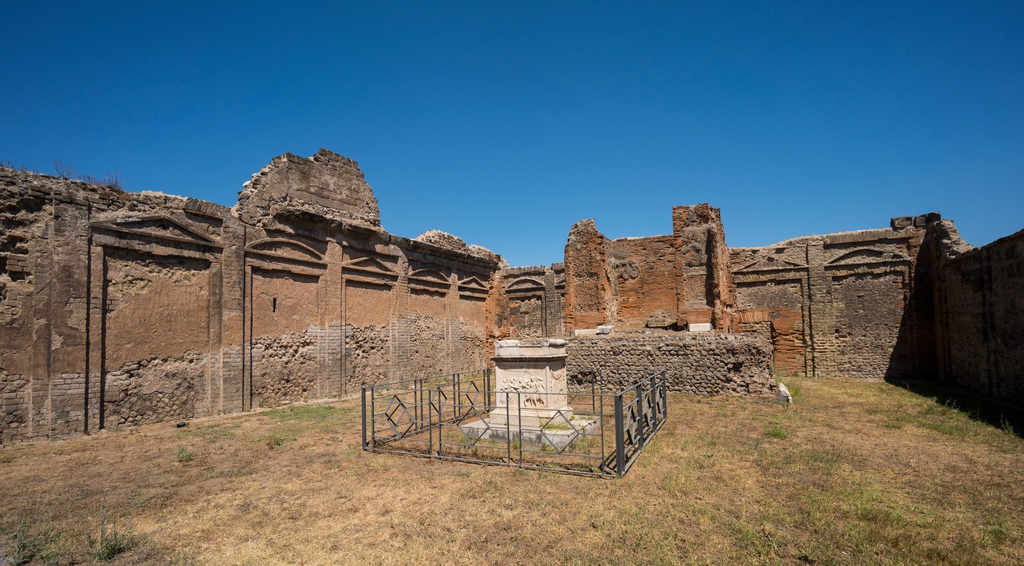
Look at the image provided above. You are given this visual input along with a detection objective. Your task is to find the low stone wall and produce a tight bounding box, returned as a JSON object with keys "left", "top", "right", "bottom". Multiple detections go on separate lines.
{"left": 566, "top": 332, "right": 774, "bottom": 396}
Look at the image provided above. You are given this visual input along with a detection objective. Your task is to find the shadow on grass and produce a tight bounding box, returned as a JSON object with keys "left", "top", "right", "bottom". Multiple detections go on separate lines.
{"left": 890, "top": 380, "right": 1024, "bottom": 439}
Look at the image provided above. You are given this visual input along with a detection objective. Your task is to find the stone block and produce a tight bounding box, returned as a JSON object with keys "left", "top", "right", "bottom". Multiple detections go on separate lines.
{"left": 890, "top": 216, "right": 913, "bottom": 229}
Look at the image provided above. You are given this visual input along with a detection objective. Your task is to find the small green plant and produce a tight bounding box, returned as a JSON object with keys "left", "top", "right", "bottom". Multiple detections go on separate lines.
{"left": 264, "top": 434, "right": 287, "bottom": 449}
{"left": 9, "top": 520, "right": 63, "bottom": 566}
{"left": 176, "top": 446, "right": 195, "bottom": 462}
{"left": 764, "top": 425, "right": 788, "bottom": 439}
{"left": 1001, "top": 415, "right": 1016, "bottom": 437}
{"left": 87, "top": 489, "right": 133, "bottom": 561}
{"left": 87, "top": 522, "right": 133, "bottom": 561}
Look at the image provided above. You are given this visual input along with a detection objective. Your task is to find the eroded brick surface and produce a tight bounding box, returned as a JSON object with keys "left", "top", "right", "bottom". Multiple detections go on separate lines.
{"left": 3, "top": 153, "right": 1022, "bottom": 443}
{"left": 0, "top": 152, "right": 502, "bottom": 442}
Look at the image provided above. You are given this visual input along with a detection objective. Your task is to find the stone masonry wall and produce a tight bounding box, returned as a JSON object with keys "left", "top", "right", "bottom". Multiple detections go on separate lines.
{"left": 566, "top": 333, "right": 774, "bottom": 396}
{"left": 936, "top": 228, "right": 1024, "bottom": 404}
{"left": 0, "top": 150, "right": 503, "bottom": 443}
{"left": 730, "top": 215, "right": 939, "bottom": 380}
{"left": 562, "top": 204, "right": 737, "bottom": 334}
{"left": 491, "top": 264, "right": 565, "bottom": 340}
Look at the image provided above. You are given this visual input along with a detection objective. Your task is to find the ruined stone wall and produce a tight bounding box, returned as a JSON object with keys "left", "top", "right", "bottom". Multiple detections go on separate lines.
{"left": 556, "top": 204, "right": 969, "bottom": 383}
{"left": 562, "top": 204, "right": 736, "bottom": 333}
{"left": 672, "top": 204, "right": 736, "bottom": 330}
{"left": 607, "top": 236, "right": 680, "bottom": 329}
{"left": 563, "top": 220, "right": 610, "bottom": 330}
{"left": 935, "top": 228, "right": 1024, "bottom": 404}
{"left": 491, "top": 264, "right": 565, "bottom": 340}
{"left": 0, "top": 150, "right": 502, "bottom": 442}
{"left": 730, "top": 217, "right": 937, "bottom": 379}
{"left": 566, "top": 333, "right": 773, "bottom": 395}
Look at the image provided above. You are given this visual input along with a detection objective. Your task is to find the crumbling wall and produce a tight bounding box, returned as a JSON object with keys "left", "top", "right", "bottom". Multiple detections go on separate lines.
{"left": 607, "top": 236, "right": 679, "bottom": 329}
{"left": 563, "top": 220, "right": 610, "bottom": 330}
{"left": 936, "top": 228, "right": 1024, "bottom": 404}
{"left": 103, "top": 353, "right": 202, "bottom": 427}
{"left": 236, "top": 148, "right": 381, "bottom": 228}
{"left": 730, "top": 216, "right": 938, "bottom": 380}
{"left": 734, "top": 281, "right": 806, "bottom": 376}
{"left": 672, "top": 204, "right": 736, "bottom": 330}
{"left": 566, "top": 332, "right": 773, "bottom": 395}
{"left": 492, "top": 264, "right": 565, "bottom": 340}
{"left": 562, "top": 204, "right": 737, "bottom": 333}
{"left": 0, "top": 150, "right": 503, "bottom": 443}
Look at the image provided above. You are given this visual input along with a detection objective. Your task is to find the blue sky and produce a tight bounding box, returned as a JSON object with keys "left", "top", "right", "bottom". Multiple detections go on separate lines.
{"left": 2, "top": 1, "right": 1021, "bottom": 266}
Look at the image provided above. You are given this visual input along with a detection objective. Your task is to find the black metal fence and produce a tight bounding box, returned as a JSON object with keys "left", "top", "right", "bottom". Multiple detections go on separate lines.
{"left": 361, "top": 369, "right": 668, "bottom": 478}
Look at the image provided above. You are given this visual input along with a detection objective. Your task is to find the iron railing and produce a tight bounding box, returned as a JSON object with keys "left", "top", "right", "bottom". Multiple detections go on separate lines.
{"left": 361, "top": 369, "right": 667, "bottom": 478}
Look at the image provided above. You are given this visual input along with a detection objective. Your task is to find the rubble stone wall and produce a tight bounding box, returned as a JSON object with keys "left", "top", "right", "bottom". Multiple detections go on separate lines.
{"left": 561, "top": 205, "right": 737, "bottom": 333}
{"left": 0, "top": 150, "right": 502, "bottom": 443}
{"left": 566, "top": 333, "right": 773, "bottom": 395}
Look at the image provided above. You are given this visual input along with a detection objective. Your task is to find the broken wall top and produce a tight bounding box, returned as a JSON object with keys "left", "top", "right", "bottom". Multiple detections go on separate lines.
{"left": 235, "top": 148, "right": 381, "bottom": 229}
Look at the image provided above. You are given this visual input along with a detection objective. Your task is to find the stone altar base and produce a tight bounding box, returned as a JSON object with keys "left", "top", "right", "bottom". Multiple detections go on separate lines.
{"left": 459, "top": 413, "right": 600, "bottom": 451}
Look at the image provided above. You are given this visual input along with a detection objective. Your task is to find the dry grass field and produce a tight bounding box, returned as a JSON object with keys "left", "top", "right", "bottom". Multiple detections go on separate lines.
{"left": 1, "top": 377, "right": 1022, "bottom": 565}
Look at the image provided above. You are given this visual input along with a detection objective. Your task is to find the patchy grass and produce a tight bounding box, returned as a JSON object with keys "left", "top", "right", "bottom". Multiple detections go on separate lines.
{"left": 1, "top": 379, "right": 1022, "bottom": 564}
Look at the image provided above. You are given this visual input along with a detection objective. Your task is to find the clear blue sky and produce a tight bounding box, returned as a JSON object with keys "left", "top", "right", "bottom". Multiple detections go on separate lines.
{"left": 3, "top": 1, "right": 1022, "bottom": 266}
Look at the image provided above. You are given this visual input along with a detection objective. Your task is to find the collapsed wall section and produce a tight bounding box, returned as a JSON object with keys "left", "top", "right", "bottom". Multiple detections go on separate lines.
{"left": 566, "top": 333, "right": 773, "bottom": 395}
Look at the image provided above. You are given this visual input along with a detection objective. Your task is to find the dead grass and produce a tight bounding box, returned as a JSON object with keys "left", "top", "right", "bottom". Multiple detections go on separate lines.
{"left": 1, "top": 379, "right": 1022, "bottom": 565}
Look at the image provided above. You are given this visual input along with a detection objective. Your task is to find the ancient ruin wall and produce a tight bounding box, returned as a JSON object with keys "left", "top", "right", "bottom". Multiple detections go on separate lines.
{"left": 491, "top": 264, "right": 565, "bottom": 340}
{"left": 562, "top": 205, "right": 737, "bottom": 333}
{"left": 936, "top": 228, "right": 1024, "bottom": 403}
{"left": 563, "top": 219, "right": 610, "bottom": 330}
{"left": 730, "top": 216, "right": 941, "bottom": 380}
{"left": 672, "top": 204, "right": 736, "bottom": 330}
{"left": 607, "top": 236, "right": 680, "bottom": 328}
{"left": 236, "top": 148, "right": 381, "bottom": 228}
{"left": 566, "top": 333, "right": 773, "bottom": 395}
{"left": 0, "top": 151, "right": 502, "bottom": 443}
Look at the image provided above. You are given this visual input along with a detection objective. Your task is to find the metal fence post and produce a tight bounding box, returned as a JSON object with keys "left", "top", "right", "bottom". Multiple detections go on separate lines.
{"left": 436, "top": 386, "right": 444, "bottom": 458}
{"left": 369, "top": 385, "right": 375, "bottom": 450}
{"left": 361, "top": 386, "right": 368, "bottom": 450}
{"left": 485, "top": 368, "right": 491, "bottom": 408}
{"left": 516, "top": 391, "right": 523, "bottom": 465}
{"left": 505, "top": 391, "right": 512, "bottom": 466}
{"left": 637, "top": 383, "right": 645, "bottom": 449}
{"left": 661, "top": 371, "right": 668, "bottom": 420}
{"left": 614, "top": 393, "right": 625, "bottom": 477}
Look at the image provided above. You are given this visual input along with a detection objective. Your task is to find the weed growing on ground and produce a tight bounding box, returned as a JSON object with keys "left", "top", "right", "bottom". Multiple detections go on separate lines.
{"left": 1001, "top": 415, "right": 1016, "bottom": 437}
{"left": 7, "top": 520, "right": 65, "bottom": 566}
{"left": 175, "top": 445, "right": 195, "bottom": 462}
{"left": 764, "top": 424, "right": 788, "bottom": 439}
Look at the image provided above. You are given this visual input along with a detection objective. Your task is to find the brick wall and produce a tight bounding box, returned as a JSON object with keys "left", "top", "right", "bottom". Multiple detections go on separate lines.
{"left": 936, "top": 228, "right": 1024, "bottom": 403}
{"left": 0, "top": 153, "right": 502, "bottom": 443}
